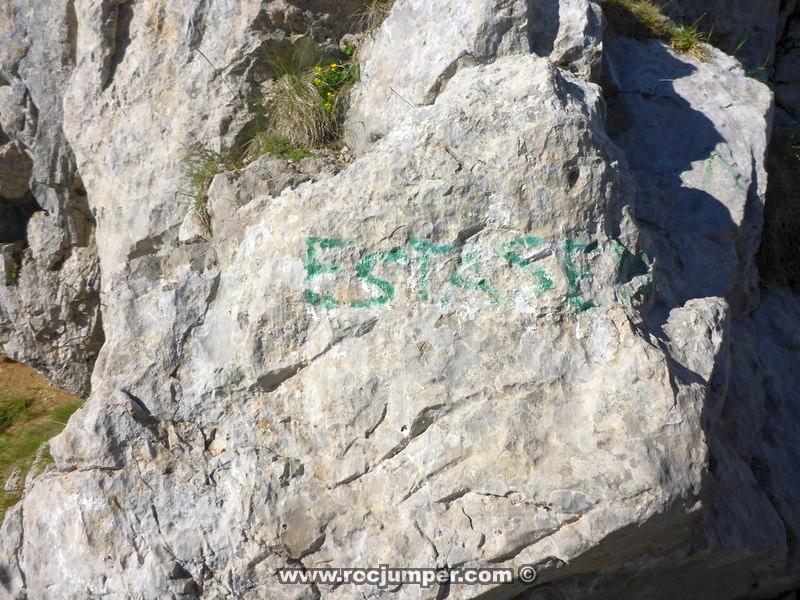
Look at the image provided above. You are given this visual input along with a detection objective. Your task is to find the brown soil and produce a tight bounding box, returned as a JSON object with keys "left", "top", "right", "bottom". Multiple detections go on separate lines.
{"left": 0, "top": 353, "right": 80, "bottom": 411}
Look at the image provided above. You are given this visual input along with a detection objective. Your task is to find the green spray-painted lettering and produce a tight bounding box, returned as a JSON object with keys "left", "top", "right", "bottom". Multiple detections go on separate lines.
{"left": 304, "top": 237, "right": 351, "bottom": 308}
{"left": 300, "top": 235, "right": 652, "bottom": 313}
{"left": 564, "top": 239, "right": 595, "bottom": 312}
{"left": 703, "top": 151, "right": 745, "bottom": 193}
{"left": 449, "top": 250, "right": 498, "bottom": 302}
{"left": 499, "top": 236, "right": 555, "bottom": 293}
{"left": 408, "top": 239, "right": 456, "bottom": 301}
{"left": 351, "top": 251, "right": 398, "bottom": 308}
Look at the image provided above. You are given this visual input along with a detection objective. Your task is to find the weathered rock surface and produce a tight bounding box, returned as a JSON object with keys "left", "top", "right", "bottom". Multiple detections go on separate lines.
{"left": 345, "top": 0, "right": 604, "bottom": 153}
{"left": 1, "top": 1, "right": 799, "bottom": 599}
{"left": 0, "top": 0, "right": 102, "bottom": 396}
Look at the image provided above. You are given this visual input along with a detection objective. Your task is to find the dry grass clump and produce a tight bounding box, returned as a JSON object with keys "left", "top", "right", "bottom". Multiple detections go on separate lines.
{"left": 180, "top": 143, "right": 242, "bottom": 233}
{"left": 266, "top": 70, "right": 338, "bottom": 149}
{"left": 357, "top": 0, "right": 394, "bottom": 32}
{"left": 181, "top": 52, "right": 359, "bottom": 232}
{"left": 264, "top": 58, "right": 359, "bottom": 149}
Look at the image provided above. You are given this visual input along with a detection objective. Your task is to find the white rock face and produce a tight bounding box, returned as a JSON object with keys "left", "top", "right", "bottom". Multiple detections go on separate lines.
{"left": 345, "top": 0, "right": 604, "bottom": 153}
{"left": 1, "top": 1, "right": 799, "bottom": 599}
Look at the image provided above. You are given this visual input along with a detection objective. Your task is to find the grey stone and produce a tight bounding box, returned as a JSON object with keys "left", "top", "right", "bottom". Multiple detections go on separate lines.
{"left": 3, "top": 469, "right": 21, "bottom": 493}
{"left": 345, "top": 0, "right": 605, "bottom": 153}
{"left": 0, "top": 1, "right": 799, "bottom": 599}
{"left": 0, "top": 141, "right": 32, "bottom": 199}
{"left": 0, "top": 0, "right": 102, "bottom": 395}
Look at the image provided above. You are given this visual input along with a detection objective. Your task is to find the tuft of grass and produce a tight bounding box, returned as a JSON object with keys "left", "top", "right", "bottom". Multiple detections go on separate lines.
{"left": 180, "top": 144, "right": 242, "bottom": 233}
{"left": 52, "top": 401, "right": 83, "bottom": 426}
{"left": 264, "top": 58, "right": 359, "bottom": 149}
{"left": 356, "top": 0, "right": 394, "bottom": 32}
{"left": 671, "top": 19, "right": 711, "bottom": 60}
{"left": 181, "top": 51, "right": 360, "bottom": 232}
{"left": 246, "top": 132, "right": 318, "bottom": 162}
{"left": 0, "top": 393, "right": 32, "bottom": 434}
{"left": 600, "top": 0, "right": 673, "bottom": 39}
{"left": 601, "top": 0, "right": 712, "bottom": 60}
{"left": 0, "top": 394, "right": 83, "bottom": 520}
{"left": 746, "top": 56, "right": 772, "bottom": 82}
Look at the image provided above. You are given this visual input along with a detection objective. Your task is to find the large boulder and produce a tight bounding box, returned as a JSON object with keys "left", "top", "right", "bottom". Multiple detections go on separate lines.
{"left": 0, "top": 1, "right": 799, "bottom": 599}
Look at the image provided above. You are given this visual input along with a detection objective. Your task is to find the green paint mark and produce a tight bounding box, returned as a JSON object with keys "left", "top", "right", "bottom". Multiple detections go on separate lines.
{"left": 351, "top": 251, "right": 396, "bottom": 308}
{"left": 499, "top": 236, "right": 555, "bottom": 292}
{"left": 564, "top": 239, "right": 595, "bottom": 311}
{"left": 408, "top": 239, "right": 456, "bottom": 301}
{"left": 449, "top": 250, "right": 498, "bottom": 302}
{"left": 305, "top": 237, "right": 351, "bottom": 278}
{"left": 385, "top": 248, "right": 408, "bottom": 263}
{"left": 499, "top": 236, "right": 545, "bottom": 263}
{"left": 305, "top": 289, "right": 339, "bottom": 309}
{"left": 303, "top": 237, "right": 351, "bottom": 309}
{"left": 702, "top": 151, "right": 745, "bottom": 192}
{"left": 637, "top": 253, "right": 655, "bottom": 303}
{"left": 614, "top": 241, "right": 633, "bottom": 271}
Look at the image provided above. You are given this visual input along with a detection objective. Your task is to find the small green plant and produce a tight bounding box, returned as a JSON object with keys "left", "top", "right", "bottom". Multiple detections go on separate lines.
{"left": 342, "top": 43, "right": 356, "bottom": 59}
{"left": 180, "top": 143, "right": 242, "bottom": 232}
{"left": 671, "top": 18, "right": 711, "bottom": 60}
{"left": 0, "top": 393, "right": 32, "bottom": 434}
{"left": 9, "top": 262, "right": 19, "bottom": 282}
{"left": 733, "top": 33, "right": 752, "bottom": 57}
{"left": 246, "top": 133, "right": 318, "bottom": 162}
{"left": 746, "top": 56, "right": 772, "bottom": 82}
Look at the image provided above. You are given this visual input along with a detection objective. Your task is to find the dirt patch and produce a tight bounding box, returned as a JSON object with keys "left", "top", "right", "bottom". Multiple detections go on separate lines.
{"left": 0, "top": 354, "right": 80, "bottom": 404}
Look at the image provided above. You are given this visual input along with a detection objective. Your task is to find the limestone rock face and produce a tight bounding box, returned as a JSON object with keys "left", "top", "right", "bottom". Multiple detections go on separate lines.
{"left": 1, "top": 1, "right": 799, "bottom": 599}
{"left": 345, "top": 0, "right": 604, "bottom": 153}
{"left": 0, "top": 0, "right": 103, "bottom": 396}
